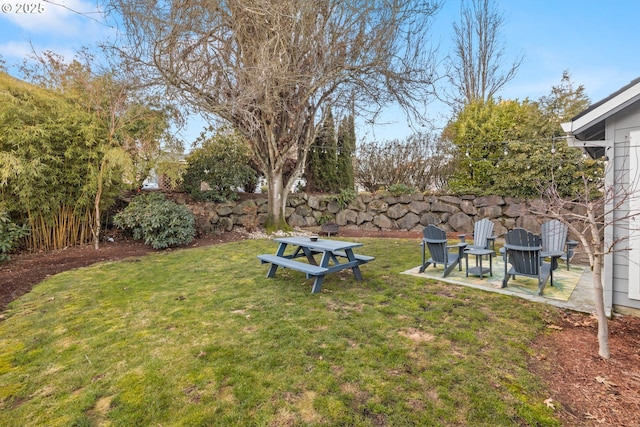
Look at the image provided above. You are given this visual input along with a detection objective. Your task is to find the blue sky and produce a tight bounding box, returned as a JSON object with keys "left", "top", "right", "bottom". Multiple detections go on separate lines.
{"left": 2, "top": 0, "right": 640, "bottom": 144}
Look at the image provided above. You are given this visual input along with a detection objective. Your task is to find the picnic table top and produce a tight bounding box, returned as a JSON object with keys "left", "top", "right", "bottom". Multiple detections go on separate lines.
{"left": 273, "top": 237, "right": 363, "bottom": 252}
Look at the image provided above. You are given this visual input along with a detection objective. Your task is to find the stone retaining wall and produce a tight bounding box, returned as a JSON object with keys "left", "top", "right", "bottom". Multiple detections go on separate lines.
{"left": 172, "top": 192, "right": 581, "bottom": 238}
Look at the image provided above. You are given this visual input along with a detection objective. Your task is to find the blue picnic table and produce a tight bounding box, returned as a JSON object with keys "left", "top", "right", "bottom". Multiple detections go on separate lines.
{"left": 257, "top": 237, "right": 375, "bottom": 293}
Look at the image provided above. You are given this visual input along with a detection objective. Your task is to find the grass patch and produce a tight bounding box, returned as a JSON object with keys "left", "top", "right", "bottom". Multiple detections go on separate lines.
{"left": 0, "top": 238, "right": 561, "bottom": 426}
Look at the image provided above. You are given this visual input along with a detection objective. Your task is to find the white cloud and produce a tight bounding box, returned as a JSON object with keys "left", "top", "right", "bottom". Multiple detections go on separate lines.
{"left": 1, "top": 0, "right": 101, "bottom": 37}
{"left": 0, "top": 40, "right": 34, "bottom": 60}
{"left": 0, "top": 0, "right": 116, "bottom": 65}
{"left": 0, "top": 0, "right": 115, "bottom": 46}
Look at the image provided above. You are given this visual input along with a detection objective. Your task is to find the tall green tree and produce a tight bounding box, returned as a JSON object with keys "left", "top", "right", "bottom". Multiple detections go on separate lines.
{"left": 539, "top": 70, "right": 591, "bottom": 134}
{"left": 119, "top": 102, "right": 181, "bottom": 189}
{"left": 336, "top": 114, "right": 356, "bottom": 191}
{"left": 22, "top": 51, "right": 180, "bottom": 188}
{"left": 306, "top": 110, "right": 338, "bottom": 193}
{"left": 20, "top": 51, "right": 179, "bottom": 248}
{"left": 182, "top": 128, "right": 255, "bottom": 202}
{"left": 0, "top": 72, "right": 107, "bottom": 250}
{"left": 445, "top": 97, "right": 593, "bottom": 197}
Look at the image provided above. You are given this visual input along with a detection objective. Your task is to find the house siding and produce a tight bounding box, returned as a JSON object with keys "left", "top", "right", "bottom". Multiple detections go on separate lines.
{"left": 608, "top": 101, "right": 640, "bottom": 311}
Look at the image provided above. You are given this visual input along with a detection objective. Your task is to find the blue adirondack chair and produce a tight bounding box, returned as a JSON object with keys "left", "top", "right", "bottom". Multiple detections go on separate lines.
{"left": 541, "top": 219, "right": 578, "bottom": 270}
{"left": 461, "top": 218, "right": 496, "bottom": 253}
{"left": 502, "top": 228, "right": 552, "bottom": 296}
{"left": 420, "top": 224, "right": 465, "bottom": 277}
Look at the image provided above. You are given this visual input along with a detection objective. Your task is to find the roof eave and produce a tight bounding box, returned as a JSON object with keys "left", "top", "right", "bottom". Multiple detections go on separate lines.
{"left": 562, "top": 80, "right": 640, "bottom": 137}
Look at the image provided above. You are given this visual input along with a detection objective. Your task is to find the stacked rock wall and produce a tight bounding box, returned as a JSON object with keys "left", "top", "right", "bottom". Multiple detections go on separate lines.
{"left": 176, "top": 192, "right": 579, "bottom": 238}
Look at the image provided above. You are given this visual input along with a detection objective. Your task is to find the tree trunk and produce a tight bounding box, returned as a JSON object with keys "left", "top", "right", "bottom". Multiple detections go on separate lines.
{"left": 93, "top": 164, "right": 104, "bottom": 250}
{"left": 265, "top": 167, "right": 290, "bottom": 230}
{"left": 93, "top": 185, "right": 102, "bottom": 250}
{"left": 591, "top": 254, "right": 610, "bottom": 359}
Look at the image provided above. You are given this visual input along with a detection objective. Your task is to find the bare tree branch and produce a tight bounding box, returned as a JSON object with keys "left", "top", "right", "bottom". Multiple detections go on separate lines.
{"left": 42, "top": 0, "right": 112, "bottom": 27}
{"left": 443, "top": 0, "right": 523, "bottom": 109}
{"left": 108, "top": 0, "right": 443, "bottom": 227}
{"left": 355, "top": 132, "right": 453, "bottom": 192}
{"left": 531, "top": 153, "right": 640, "bottom": 359}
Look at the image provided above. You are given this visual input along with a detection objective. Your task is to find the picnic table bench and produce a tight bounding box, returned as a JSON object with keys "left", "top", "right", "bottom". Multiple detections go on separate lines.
{"left": 257, "top": 254, "right": 329, "bottom": 276}
{"left": 258, "top": 236, "right": 375, "bottom": 293}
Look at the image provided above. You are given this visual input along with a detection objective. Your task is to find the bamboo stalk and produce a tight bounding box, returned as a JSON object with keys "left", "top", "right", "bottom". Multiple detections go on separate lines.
{"left": 25, "top": 204, "right": 94, "bottom": 252}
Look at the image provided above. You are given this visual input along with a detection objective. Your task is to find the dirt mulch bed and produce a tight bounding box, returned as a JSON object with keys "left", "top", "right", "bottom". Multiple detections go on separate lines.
{"left": 530, "top": 311, "right": 640, "bottom": 426}
{"left": 1, "top": 229, "right": 639, "bottom": 426}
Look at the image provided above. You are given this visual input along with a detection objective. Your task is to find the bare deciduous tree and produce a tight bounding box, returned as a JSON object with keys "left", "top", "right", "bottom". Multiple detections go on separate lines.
{"left": 444, "top": 0, "right": 523, "bottom": 108}
{"left": 535, "top": 155, "right": 640, "bottom": 359}
{"left": 109, "top": 0, "right": 442, "bottom": 229}
{"left": 355, "top": 132, "right": 453, "bottom": 192}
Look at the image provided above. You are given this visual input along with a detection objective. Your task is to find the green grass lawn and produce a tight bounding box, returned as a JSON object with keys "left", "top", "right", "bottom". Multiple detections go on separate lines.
{"left": 0, "top": 238, "right": 562, "bottom": 426}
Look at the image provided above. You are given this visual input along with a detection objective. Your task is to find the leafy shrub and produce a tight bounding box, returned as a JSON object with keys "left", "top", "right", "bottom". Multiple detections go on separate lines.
{"left": 113, "top": 193, "right": 195, "bottom": 249}
{"left": 328, "top": 189, "right": 357, "bottom": 210}
{"left": 182, "top": 128, "right": 256, "bottom": 202}
{"left": 317, "top": 213, "right": 335, "bottom": 225}
{"left": 0, "top": 210, "right": 30, "bottom": 262}
{"left": 387, "top": 183, "right": 416, "bottom": 196}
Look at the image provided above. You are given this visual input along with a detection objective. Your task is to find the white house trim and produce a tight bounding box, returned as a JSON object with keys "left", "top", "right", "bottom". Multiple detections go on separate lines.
{"left": 561, "top": 77, "right": 640, "bottom": 315}
{"left": 565, "top": 136, "right": 612, "bottom": 149}
{"left": 561, "top": 79, "right": 640, "bottom": 135}
{"left": 628, "top": 131, "right": 640, "bottom": 300}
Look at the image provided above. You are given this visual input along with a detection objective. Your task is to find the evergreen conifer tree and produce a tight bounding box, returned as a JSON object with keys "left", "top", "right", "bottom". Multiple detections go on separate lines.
{"left": 337, "top": 114, "right": 356, "bottom": 191}
{"left": 305, "top": 109, "right": 338, "bottom": 192}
